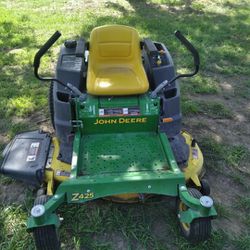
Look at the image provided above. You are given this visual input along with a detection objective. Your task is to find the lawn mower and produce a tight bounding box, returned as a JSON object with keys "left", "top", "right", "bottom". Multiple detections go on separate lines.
{"left": 0, "top": 25, "right": 217, "bottom": 249}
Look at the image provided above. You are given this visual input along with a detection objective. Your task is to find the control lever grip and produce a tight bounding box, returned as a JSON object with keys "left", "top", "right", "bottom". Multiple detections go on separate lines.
{"left": 175, "top": 30, "right": 200, "bottom": 69}
{"left": 34, "top": 31, "right": 61, "bottom": 69}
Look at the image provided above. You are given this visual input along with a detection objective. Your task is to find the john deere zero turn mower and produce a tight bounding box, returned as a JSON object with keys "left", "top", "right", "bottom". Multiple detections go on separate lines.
{"left": 0, "top": 25, "right": 217, "bottom": 249}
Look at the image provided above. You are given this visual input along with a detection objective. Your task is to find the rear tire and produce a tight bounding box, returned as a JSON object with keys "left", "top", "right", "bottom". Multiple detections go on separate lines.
{"left": 177, "top": 188, "right": 212, "bottom": 243}
{"left": 33, "top": 195, "right": 60, "bottom": 250}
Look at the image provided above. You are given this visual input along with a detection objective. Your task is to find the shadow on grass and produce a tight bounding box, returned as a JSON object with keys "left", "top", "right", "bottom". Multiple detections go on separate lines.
{"left": 0, "top": 9, "right": 49, "bottom": 140}
{"left": 80, "top": 0, "right": 249, "bottom": 76}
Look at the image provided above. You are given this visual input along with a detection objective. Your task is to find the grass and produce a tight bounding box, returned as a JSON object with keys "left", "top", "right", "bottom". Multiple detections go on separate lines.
{"left": 199, "top": 137, "right": 250, "bottom": 171}
{"left": 0, "top": 0, "right": 250, "bottom": 249}
{"left": 227, "top": 145, "right": 248, "bottom": 167}
{"left": 236, "top": 197, "right": 250, "bottom": 211}
{"left": 181, "top": 98, "right": 233, "bottom": 118}
{"left": 61, "top": 203, "right": 160, "bottom": 249}
{"left": 234, "top": 80, "right": 250, "bottom": 99}
{"left": 233, "top": 197, "right": 250, "bottom": 248}
{"left": 182, "top": 74, "right": 219, "bottom": 94}
{"left": 0, "top": 205, "right": 33, "bottom": 249}
{"left": 246, "top": 215, "right": 250, "bottom": 228}
{"left": 233, "top": 234, "right": 250, "bottom": 250}
{"left": 215, "top": 203, "right": 231, "bottom": 219}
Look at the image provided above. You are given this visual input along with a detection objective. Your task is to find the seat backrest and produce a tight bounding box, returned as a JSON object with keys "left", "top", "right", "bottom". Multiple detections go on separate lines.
{"left": 87, "top": 25, "right": 149, "bottom": 96}
{"left": 89, "top": 25, "right": 141, "bottom": 65}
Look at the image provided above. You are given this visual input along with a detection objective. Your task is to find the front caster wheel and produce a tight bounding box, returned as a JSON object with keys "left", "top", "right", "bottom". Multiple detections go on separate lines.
{"left": 177, "top": 188, "right": 212, "bottom": 243}
{"left": 32, "top": 195, "right": 60, "bottom": 250}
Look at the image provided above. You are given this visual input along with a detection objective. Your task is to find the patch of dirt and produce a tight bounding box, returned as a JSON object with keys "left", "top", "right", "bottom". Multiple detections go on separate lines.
{"left": 183, "top": 73, "right": 250, "bottom": 149}
{"left": 9, "top": 110, "right": 54, "bottom": 135}
{"left": 184, "top": 115, "right": 250, "bottom": 150}
{"left": 0, "top": 181, "right": 28, "bottom": 205}
{"left": 208, "top": 172, "right": 247, "bottom": 235}
{"left": 183, "top": 72, "right": 250, "bottom": 238}
{"left": 95, "top": 231, "right": 129, "bottom": 250}
{"left": 0, "top": 134, "right": 8, "bottom": 145}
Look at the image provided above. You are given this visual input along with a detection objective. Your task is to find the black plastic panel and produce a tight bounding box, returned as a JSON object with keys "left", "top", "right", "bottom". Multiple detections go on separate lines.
{"left": 143, "top": 41, "right": 182, "bottom": 138}
{"left": 53, "top": 40, "right": 86, "bottom": 163}
{"left": 0, "top": 131, "right": 51, "bottom": 186}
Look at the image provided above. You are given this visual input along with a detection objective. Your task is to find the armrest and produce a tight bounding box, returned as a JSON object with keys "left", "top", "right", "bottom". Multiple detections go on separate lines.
{"left": 143, "top": 38, "right": 158, "bottom": 56}
{"left": 76, "top": 39, "right": 86, "bottom": 57}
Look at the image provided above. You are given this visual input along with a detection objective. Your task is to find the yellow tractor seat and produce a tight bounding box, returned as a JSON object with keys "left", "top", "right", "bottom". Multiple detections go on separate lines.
{"left": 87, "top": 25, "right": 149, "bottom": 96}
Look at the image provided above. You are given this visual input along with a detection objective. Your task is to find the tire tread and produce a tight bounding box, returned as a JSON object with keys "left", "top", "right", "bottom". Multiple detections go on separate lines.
{"left": 178, "top": 188, "right": 212, "bottom": 243}
{"left": 33, "top": 195, "right": 60, "bottom": 250}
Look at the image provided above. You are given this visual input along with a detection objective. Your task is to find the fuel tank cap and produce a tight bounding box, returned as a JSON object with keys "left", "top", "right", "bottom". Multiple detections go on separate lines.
{"left": 64, "top": 40, "right": 77, "bottom": 48}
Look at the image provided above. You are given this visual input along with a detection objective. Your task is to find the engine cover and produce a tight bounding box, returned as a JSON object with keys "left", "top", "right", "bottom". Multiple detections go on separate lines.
{"left": 0, "top": 130, "right": 51, "bottom": 186}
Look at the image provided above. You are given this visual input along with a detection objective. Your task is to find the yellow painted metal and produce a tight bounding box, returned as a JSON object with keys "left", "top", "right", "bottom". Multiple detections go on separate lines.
{"left": 179, "top": 201, "right": 190, "bottom": 231}
{"left": 45, "top": 137, "right": 71, "bottom": 195}
{"left": 44, "top": 169, "right": 54, "bottom": 195}
{"left": 104, "top": 193, "right": 155, "bottom": 203}
{"left": 105, "top": 193, "right": 140, "bottom": 203}
{"left": 50, "top": 138, "right": 71, "bottom": 182}
{"left": 87, "top": 25, "right": 149, "bottom": 95}
{"left": 182, "top": 131, "right": 203, "bottom": 186}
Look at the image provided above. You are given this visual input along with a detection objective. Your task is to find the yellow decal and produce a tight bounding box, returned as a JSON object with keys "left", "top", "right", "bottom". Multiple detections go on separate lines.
{"left": 71, "top": 192, "right": 94, "bottom": 201}
{"left": 94, "top": 117, "right": 147, "bottom": 125}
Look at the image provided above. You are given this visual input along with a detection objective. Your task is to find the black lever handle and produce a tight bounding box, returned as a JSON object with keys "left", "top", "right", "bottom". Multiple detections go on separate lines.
{"left": 32, "top": 31, "right": 85, "bottom": 98}
{"left": 175, "top": 30, "right": 200, "bottom": 75}
{"left": 151, "top": 31, "right": 201, "bottom": 98}
{"left": 34, "top": 31, "right": 61, "bottom": 80}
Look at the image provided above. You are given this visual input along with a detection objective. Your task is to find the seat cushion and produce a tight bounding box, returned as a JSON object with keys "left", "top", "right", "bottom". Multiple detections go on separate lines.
{"left": 87, "top": 25, "right": 149, "bottom": 96}
{"left": 88, "top": 65, "right": 148, "bottom": 95}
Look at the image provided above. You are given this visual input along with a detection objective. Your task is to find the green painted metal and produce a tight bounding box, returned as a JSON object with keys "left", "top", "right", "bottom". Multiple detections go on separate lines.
{"left": 159, "top": 133, "right": 180, "bottom": 173}
{"left": 70, "top": 131, "right": 81, "bottom": 178}
{"left": 27, "top": 213, "right": 60, "bottom": 231}
{"left": 58, "top": 171, "right": 185, "bottom": 203}
{"left": 27, "top": 193, "right": 65, "bottom": 230}
{"left": 178, "top": 185, "right": 217, "bottom": 223}
{"left": 75, "top": 94, "right": 160, "bottom": 134}
{"left": 80, "top": 132, "right": 169, "bottom": 175}
{"left": 81, "top": 116, "right": 158, "bottom": 134}
{"left": 179, "top": 207, "right": 217, "bottom": 224}
{"left": 99, "top": 96, "right": 139, "bottom": 108}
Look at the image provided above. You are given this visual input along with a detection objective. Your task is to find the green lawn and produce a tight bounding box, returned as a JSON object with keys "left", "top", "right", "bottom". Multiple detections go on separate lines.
{"left": 0, "top": 0, "right": 250, "bottom": 249}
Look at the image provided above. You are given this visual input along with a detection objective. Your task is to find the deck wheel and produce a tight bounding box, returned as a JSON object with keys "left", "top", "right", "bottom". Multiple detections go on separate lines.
{"left": 200, "top": 178, "right": 211, "bottom": 195}
{"left": 33, "top": 195, "right": 60, "bottom": 250}
{"left": 177, "top": 188, "right": 212, "bottom": 243}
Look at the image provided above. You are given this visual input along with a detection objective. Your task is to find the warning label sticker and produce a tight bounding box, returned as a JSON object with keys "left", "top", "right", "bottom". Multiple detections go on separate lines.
{"left": 99, "top": 107, "right": 140, "bottom": 117}
{"left": 192, "top": 148, "right": 198, "bottom": 159}
{"left": 26, "top": 142, "right": 40, "bottom": 162}
{"left": 56, "top": 170, "right": 71, "bottom": 177}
